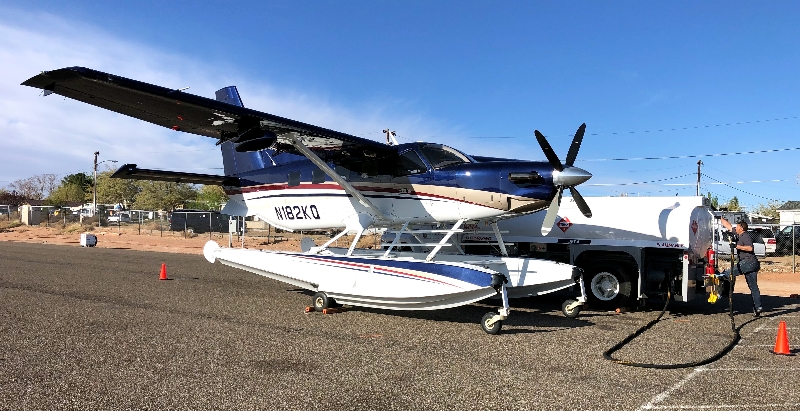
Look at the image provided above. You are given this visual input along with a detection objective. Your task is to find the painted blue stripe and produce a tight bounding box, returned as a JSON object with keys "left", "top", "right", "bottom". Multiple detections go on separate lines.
{"left": 293, "top": 253, "right": 495, "bottom": 287}
{"left": 303, "top": 257, "right": 448, "bottom": 286}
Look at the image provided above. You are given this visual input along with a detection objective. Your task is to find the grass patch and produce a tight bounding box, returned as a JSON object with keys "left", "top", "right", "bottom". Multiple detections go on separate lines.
{"left": 0, "top": 220, "right": 22, "bottom": 231}
{"left": 58, "top": 222, "right": 94, "bottom": 234}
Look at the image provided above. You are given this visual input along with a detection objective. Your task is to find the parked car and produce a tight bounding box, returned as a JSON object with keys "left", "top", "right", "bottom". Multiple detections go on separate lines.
{"left": 775, "top": 226, "right": 800, "bottom": 255}
{"left": 750, "top": 227, "right": 776, "bottom": 256}
{"left": 107, "top": 213, "right": 131, "bottom": 223}
{"left": 713, "top": 227, "right": 766, "bottom": 257}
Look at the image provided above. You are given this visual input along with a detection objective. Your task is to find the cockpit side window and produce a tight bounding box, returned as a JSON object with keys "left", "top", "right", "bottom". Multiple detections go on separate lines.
{"left": 418, "top": 144, "right": 471, "bottom": 169}
{"left": 395, "top": 150, "right": 428, "bottom": 176}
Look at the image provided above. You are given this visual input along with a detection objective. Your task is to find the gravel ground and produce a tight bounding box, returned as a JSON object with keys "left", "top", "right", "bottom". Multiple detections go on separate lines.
{"left": 1, "top": 242, "right": 798, "bottom": 410}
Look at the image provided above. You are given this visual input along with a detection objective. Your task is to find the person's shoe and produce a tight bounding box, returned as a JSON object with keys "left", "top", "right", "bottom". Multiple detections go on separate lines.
{"left": 754, "top": 308, "right": 763, "bottom": 317}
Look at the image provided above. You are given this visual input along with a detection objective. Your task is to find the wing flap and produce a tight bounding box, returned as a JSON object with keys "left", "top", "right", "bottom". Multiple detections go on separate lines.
{"left": 111, "top": 164, "right": 239, "bottom": 186}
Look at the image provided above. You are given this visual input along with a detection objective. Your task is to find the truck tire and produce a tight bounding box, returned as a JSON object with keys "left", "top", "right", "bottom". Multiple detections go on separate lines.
{"left": 585, "top": 266, "right": 635, "bottom": 309}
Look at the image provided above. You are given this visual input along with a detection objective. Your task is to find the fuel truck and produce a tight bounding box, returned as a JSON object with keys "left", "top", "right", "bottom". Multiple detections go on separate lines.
{"left": 386, "top": 196, "right": 717, "bottom": 308}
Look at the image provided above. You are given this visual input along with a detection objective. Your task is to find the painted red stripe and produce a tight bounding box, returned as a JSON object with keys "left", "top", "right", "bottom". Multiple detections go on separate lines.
{"left": 297, "top": 255, "right": 459, "bottom": 287}
{"left": 236, "top": 183, "right": 501, "bottom": 209}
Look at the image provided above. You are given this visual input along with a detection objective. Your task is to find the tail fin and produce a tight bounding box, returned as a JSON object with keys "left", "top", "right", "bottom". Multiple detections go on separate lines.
{"left": 215, "top": 86, "right": 266, "bottom": 176}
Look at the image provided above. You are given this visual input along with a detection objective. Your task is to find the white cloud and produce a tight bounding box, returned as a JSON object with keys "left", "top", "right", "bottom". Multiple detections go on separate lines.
{"left": 0, "top": 9, "right": 466, "bottom": 187}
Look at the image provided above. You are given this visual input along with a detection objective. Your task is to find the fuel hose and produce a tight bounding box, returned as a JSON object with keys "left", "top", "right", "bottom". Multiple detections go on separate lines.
{"left": 602, "top": 271, "right": 741, "bottom": 369}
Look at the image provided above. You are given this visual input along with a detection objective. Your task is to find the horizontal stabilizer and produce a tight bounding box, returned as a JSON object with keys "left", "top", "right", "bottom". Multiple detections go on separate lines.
{"left": 111, "top": 164, "right": 239, "bottom": 186}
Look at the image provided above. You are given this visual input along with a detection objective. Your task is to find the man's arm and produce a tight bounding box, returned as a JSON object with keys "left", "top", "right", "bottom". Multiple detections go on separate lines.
{"left": 720, "top": 217, "right": 733, "bottom": 231}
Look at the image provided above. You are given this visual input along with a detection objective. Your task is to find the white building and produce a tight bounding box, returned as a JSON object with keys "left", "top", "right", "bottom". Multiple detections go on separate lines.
{"left": 777, "top": 201, "right": 800, "bottom": 227}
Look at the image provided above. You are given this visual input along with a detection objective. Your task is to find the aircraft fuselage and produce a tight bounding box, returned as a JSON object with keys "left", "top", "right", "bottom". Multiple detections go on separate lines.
{"left": 223, "top": 142, "right": 559, "bottom": 230}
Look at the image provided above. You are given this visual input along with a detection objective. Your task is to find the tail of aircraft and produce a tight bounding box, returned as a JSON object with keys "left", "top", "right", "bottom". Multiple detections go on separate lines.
{"left": 215, "top": 86, "right": 266, "bottom": 176}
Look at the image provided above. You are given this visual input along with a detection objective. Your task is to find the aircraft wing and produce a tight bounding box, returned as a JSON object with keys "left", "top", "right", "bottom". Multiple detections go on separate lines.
{"left": 21, "top": 67, "right": 395, "bottom": 162}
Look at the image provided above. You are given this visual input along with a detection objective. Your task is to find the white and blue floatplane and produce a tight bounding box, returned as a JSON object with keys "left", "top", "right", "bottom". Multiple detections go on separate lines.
{"left": 24, "top": 66, "right": 593, "bottom": 334}
{"left": 203, "top": 218, "right": 587, "bottom": 334}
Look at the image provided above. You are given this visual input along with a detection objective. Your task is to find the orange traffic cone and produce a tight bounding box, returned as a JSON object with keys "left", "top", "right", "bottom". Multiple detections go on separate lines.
{"left": 159, "top": 263, "right": 168, "bottom": 280}
{"left": 772, "top": 321, "right": 791, "bottom": 355}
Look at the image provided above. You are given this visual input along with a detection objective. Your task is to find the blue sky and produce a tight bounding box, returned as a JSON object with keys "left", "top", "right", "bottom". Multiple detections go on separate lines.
{"left": 1, "top": 1, "right": 799, "bottom": 209}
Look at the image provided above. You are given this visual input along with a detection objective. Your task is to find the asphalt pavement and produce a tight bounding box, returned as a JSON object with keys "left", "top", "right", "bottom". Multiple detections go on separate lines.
{"left": 1, "top": 242, "right": 798, "bottom": 410}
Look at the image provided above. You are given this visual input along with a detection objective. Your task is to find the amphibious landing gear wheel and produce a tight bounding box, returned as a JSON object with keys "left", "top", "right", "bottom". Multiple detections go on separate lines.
{"left": 313, "top": 292, "right": 334, "bottom": 312}
{"left": 561, "top": 299, "right": 581, "bottom": 318}
{"left": 481, "top": 312, "right": 502, "bottom": 335}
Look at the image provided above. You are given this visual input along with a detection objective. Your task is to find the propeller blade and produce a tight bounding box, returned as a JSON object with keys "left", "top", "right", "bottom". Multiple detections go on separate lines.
{"left": 569, "top": 187, "right": 592, "bottom": 218}
{"left": 541, "top": 187, "right": 563, "bottom": 236}
{"left": 564, "top": 123, "right": 586, "bottom": 167}
{"left": 534, "top": 130, "right": 563, "bottom": 172}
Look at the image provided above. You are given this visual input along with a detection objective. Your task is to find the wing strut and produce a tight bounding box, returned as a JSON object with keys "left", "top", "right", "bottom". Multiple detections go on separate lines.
{"left": 287, "top": 133, "right": 390, "bottom": 223}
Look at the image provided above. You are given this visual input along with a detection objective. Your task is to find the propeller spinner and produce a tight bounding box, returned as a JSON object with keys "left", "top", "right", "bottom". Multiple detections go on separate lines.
{"left": 535, "top": 123, "right": 593, "bottom": 236}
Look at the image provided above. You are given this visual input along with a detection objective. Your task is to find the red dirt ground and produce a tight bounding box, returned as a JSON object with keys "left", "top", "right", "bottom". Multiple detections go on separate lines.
{"left": 2, "top": 224, "right": 798, "bottom": 298}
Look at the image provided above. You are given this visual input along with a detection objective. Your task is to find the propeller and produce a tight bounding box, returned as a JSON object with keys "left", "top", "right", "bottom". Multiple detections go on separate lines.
{"left": 536, "top": 123, "right": 593, "bottom": 236}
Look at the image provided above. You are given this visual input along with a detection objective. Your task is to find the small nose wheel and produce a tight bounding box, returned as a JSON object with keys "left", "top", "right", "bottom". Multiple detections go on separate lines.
{"left": 481, "top": 312, "right": 502, "bottom": 335}
{"left": 561, "top": 299, "right": 582, "bottom": 318}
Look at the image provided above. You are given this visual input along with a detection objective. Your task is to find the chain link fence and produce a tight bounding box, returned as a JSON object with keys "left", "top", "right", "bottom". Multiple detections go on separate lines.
{"left": 3, "top": 205, "right": 291, "bottom": 242}
{"left": 745, "top": 224, "right": 799, "bottom": 273}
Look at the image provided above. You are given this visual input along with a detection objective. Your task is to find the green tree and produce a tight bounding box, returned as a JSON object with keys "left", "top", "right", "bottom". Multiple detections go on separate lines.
{"left": 45, "top": 172, "right": 94, "bottom": 206}
{"left": 706, "top": 191, "right": 719, "bottom": 209}
{"left": 188, "top": 185, "right": 228, "bottom": 210}
{"left": 725, "top": 196, "right": 741, "bottom": 211}
{"left": 61, "top": 173, "right": 93, "bottom": 192}
{"left": 752, "top": 201, "right": 781, "bottom": 219}
{"left": 46, "top": 184, "right": 88, "bottom": 205}
{"left": 133, "top": 181, "right": 197, "bottom": 211}
{"left": 96, "top": 171, "right": 140, "bottom": 206}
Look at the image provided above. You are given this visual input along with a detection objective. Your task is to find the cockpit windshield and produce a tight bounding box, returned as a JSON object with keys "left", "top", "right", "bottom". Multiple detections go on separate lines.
{"left": 418, "top": 144, "right": 472, "bottom": 169}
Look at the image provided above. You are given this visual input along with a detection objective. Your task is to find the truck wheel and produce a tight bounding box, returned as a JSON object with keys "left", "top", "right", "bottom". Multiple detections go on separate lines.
{"left": 585, "top": 266, "right": 634, "bottom": 308}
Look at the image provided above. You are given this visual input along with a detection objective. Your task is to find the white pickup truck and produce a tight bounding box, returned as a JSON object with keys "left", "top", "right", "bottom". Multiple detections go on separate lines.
{"left": 712, "top": 225, "right": 766, "bottom": 258}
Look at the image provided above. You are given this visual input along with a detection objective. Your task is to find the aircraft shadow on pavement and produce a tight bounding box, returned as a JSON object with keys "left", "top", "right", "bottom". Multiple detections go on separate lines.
{"left": 289, "top": 289, "right": 593, "bottom": 333}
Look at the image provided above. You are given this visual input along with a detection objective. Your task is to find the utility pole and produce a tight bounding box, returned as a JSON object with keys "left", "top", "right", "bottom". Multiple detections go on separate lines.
{"left": 696, "top": 160, "right": 702, "bottom": 196}
{"left": 93, "top": 151, "right": 99, "bottom": 225}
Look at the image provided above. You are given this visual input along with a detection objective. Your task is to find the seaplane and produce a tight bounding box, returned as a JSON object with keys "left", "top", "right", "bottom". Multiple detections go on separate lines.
{"left": 23, "top": 67, "right": 595, "bottom": 334}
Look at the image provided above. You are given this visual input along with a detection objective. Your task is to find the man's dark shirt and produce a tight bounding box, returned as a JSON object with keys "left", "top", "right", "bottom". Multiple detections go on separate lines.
{"left": 737, "top": 231, "right": 757, "bottom": 263}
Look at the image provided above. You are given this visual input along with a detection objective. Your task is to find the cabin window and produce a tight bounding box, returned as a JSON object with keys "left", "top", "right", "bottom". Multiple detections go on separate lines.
{"left": 287, "top": 171, "right": 301, "bottom": 187}
{"left": 395, "top": 150, "right": 428, "bottom": 176}
{"left": 312, "top": 169, "right": 326, "bottom": 184}
{"left": 334, "top": 166, "right": 350, "bottom": 181}
{"left": 418, "top": 144, "right": 471, "bottom": 169}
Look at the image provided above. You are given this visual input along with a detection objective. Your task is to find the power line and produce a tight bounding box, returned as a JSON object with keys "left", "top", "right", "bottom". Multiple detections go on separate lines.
{"left": 701, "top": 173, "right": 781, "bottom": 202}
{"left": 611, "top": 186, "right": 694, "bottom": 196}
{"left": 582, "top": 115, "right": 799, "bottom": 137}
{"left": 701, "top": 163, "right": 800, "bottom": 190}
{"left": 579, "top": 146, "right": 800, "bottom": 162}
{"left": 455, "top": 115, "right": 800, "bottom": 139}
{"left": 587, "top": 173, "right": 694, "bottom": 186}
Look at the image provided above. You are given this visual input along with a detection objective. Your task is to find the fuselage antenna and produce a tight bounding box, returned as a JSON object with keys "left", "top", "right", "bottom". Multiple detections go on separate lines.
{"left": 383, "top": 129, "right": 399, "bottom": 146}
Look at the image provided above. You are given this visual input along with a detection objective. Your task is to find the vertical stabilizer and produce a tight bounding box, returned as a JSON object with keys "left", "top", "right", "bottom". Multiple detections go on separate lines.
{"left": 216, "top": 86, "right": 265, "bottom": 176}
